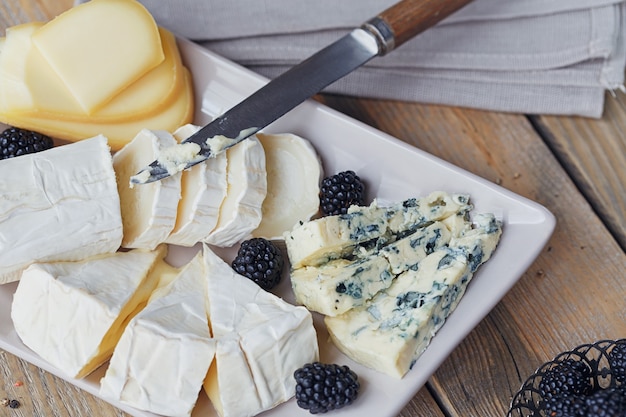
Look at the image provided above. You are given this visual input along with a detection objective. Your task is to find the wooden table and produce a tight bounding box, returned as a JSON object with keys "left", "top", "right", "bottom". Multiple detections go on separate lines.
{"left": 1, "top": 1, "right": 625, "bottom": 416}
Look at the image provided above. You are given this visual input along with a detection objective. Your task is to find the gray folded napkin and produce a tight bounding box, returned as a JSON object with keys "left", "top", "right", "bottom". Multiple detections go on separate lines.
{"left": 78, "top": 0, "right": 626, "bottom": 117}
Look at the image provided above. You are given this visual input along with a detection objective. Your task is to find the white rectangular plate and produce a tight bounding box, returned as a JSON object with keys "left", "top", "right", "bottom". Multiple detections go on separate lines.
{"left": 0, "top": 37, "right": 555, "bottom": 417}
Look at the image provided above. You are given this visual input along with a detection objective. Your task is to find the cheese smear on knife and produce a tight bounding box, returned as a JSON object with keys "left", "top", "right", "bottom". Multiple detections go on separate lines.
{"left": 166, "top": 124, "right": 228, "bottom": 246}
{"left": 100, "top": 252, "right": 215, "bottom": 417}
{"left": 0, "top": 135, "right": 122, "bottom": 284}
{"left": 202, "top": 245, "right": 318, "bottom": 417}
{"left": 204, "top": 136, "right": 267, "bottom": 247}
{"left": 11, "top": 246, "right": 167, "bottom": 379}
{"left": 113, "top": 129, "right": 181, "bottom": 249}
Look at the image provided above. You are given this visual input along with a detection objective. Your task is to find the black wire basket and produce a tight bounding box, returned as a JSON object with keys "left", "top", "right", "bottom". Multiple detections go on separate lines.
{"left": 507, "top": 339, "right": 626, "bottom": 417}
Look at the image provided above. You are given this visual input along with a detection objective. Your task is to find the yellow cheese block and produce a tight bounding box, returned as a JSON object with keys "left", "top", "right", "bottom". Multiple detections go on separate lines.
{"left": 31, "top": 0, "right": 164, "bottom": 114}
{"left": 21, "top": 27, "right": 184, "bottom": 122}
{"left": 0, "top": 68, "right": 194, "bottom": 150}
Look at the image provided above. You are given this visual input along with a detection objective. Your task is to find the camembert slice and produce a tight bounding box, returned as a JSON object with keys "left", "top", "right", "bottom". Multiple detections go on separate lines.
{"left": 100, "top": 252, "right": 215, "bottom": 417}
{"left": 202, "top": 245, "right": 318, "bottom": 417}
{"left": 0, "top": 135, "right": 122, "bottom": 284}
{"left": 11, "top": 246, "right": 167, "bottom": 379}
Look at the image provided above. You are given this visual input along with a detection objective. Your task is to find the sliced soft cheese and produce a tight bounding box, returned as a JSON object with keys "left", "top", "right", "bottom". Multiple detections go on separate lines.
{"left": 324, "top": 213, "right": 502, "bottom": 378}
{"left": 113, "top": 129, "right": 181, "bottom": 249}
{"left": 100, "top": 252, "right": 215, "bottom": 417}
{"left": 0, "top": 68, "right": 194, "bottom": 150}
{"left": 166, "top": 124, "right": 228, "bottom": 247}
{"left": 291, "top": 221, "right": 453, "bottom": 316}
{"left": 204, "top": 137, "right": 267, "bottom": 247}
{"left": 31, "top": 0, "right": 164, "bottom": 113}
{"left": 11, "top": 246, "right": 167, "bottom": 379}
{"left": 285, "top": 191, "right": 471, "bottom": 269}
{"left": 252, "top": 133, "right": 322, "bottom": 240}
{"left": 0, "top": 135, "right": 122, "bottom": 284}
{"left": 202, "top": 245, "right": 318, "bottom": 417}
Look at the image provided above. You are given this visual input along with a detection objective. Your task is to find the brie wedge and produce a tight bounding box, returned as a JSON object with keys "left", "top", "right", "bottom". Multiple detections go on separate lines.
{"left": 100, "top": 252, "right": 215, "bottom": 417}
{"left": 0, "top": 135, "right": 122, "bottom": 284}
{"left": 204, "top": 137, "right": 267, "bottom": 247}
{"left": 252, "top": 133, "right": 322, "bottom": 240}
{"left": 325, "top": 213, "right": 502, "bottom": 378}
{"left": 113, "top": 129, "right": 181, "bottom": 249}
{"left": 11, "top": 246, "right": 166, "bottom": 379}
{"left": 165, "top": 124, "right": 228, "bottom": 246}
{"left": 202, "top": 245, "right": 318, "bottom": 417}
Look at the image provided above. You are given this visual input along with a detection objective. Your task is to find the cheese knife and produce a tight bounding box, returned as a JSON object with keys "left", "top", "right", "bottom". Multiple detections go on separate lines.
{"left": 132, "top": 0, "right": 473, "bottom": 184}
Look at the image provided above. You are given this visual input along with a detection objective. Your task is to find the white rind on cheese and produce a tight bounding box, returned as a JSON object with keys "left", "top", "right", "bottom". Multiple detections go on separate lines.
{"left": 0, "top": 135, "right": 122, "bottom": 284}
{"left": 324, "top": 213, "right": 502, "bottom": 378}
{"left": 166, "top": 124, "right": 228, "bottom": 247}
{"left": 204, "top": 136, "right": 267, "bottom": 247}
{"left": 202, "top": 245, "right": 318, "bottom": 417}
{"left": 291, "top": 221, "right": 454, "bottom": 316}
{"left": 253, "top": 133, "right": 322, "bottom": 240}
{"left": 11, "top": 246, "right": 166, "bottom": 379}
{"left": 113, "top": 129, "right": 181, "bottom": 250}
{"left": 284, "top": 191, "right": 471, "bottom": 269}
{"left": 100, "top": 252, "right": 215, "bottom": 417}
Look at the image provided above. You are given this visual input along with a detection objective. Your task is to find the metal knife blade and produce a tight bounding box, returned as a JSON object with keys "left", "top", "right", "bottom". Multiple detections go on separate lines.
{"left": 131, "top": 0, "right": 473, "bottom": 184}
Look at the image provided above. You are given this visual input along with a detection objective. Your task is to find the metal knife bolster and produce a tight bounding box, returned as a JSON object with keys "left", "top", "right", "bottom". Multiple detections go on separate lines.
{"left": 130, "top": 25, "right": 386, "bottom": 185}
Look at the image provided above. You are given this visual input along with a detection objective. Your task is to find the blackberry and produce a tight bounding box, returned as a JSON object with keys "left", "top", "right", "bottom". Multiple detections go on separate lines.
{"left": 319, "top": 170, "right": 365, "bottom": 216}
{"left": 231, "top": 238, "right": 283, "bottom": 291}
{"left": 0, "top": 127, "right": 53, "bottom": 160}
{"left": 541, "top": 394, "right": 587, "bottom": 417}
{"left": 538, "top": 359, "right": 593, "bottom": 400}
{"left": 585, "top": 387, "right": 626, "bottom": 417}
{"left": 609, "top": 342, "right": 626, "bottom": 384}
{"left": 294, "top": 362, "right": 359, "bottom": 414}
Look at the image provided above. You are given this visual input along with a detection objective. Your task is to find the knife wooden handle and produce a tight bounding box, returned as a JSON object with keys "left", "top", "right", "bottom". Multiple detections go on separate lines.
{"left": 377, "top": 0, "right": 473, "bottom": 50}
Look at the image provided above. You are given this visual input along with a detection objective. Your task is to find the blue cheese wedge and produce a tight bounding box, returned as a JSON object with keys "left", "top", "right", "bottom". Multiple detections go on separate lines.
{"left": 11, "top": 245, "right": 167, "bottom": 379}
{"left": 0, "top": 135, "right": 122, "bottom": 285}
{"left": 204, "top": 136, "right": 267, "bottom": 247}
{"left": 292, "top": 221, "right": 453, "bottom": 316}
{"left": 165, "top": 124, "right": 228, "bottom": 246}
{"left": 113, "top": 129, "right": 181, "bottom": 249}
{"left": 284, "top": 191, "right": 471, "bottom": 269}
{"left": 100, "top": 252, "right": 215, "bottom": 417}
{"left": 324, "top": 213, "right": 502, "bottom": 378}
{"left": 202, "top": 245, "right": 318, "bottom": 417}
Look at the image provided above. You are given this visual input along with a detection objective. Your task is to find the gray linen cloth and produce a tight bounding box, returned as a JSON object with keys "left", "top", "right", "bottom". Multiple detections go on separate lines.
{"left": 78, "top": 0, "right": 626, "bottom": 117}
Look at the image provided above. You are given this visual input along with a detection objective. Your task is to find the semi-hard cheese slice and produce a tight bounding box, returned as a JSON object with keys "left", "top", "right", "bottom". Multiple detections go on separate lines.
{"left": 325, "top": 213, "right": 502, "bottom": 378}
{"left": 204, "top": 137, "right": 267, "bottom": 247}
{"left": 291, "top": 221, "right": 453, "bottom": 316}
{"left": 0, "top": 68, "right": 194, "bottom": 150}
{"left": 0, "top": 135, "right": 122, "bottom": 284}
{"left": 11, "top": 246, "right": 167, "bottom": 379}
{"left": 166, "top": 124, "right": 228, "bottom": 247}
{"left": 284, "top": 192, "right": 471, "bottom": 269}
{"left": 113, "top": 129, "right": 181, "bottom": 249}
{"left": 100, "top": 252, "right": 215, "bottom": 417}
{"left": 0, "top": 23, "right": 40, "bottom": 111}
{"left": 252, "top": 133, "right": 322, "bottom": 240}
{"left": 202, "top": 245, "right": 318, "bottom": 417}
{"left": 31, "top": 0, "right": 164, "bottom": 113}
{"left": 21, "top": 27, "right": 183, "bottom": 122}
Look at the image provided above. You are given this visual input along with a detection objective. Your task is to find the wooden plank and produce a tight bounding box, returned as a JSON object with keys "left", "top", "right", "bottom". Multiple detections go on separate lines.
{"left": 531, "top": 91, "right": 626, "bottom": 251}
{"left": 318, "top": 95, "right": 626, "bottom": 416}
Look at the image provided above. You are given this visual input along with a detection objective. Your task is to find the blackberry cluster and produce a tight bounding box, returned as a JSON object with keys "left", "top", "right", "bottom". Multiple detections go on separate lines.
{"left": 319, "top": 170, "right": 365, "bottom": 216}
{"left": 538, "top": 347, "right": 626, "bottom": 417}
{"left": 294, "top": 362, "right": 359, "bottom": 414}
{"left": 0, "top": 127, "right": 53, "bottom": 160}
{"left": 231, "top": 238, "right": 284, "bottom": 291}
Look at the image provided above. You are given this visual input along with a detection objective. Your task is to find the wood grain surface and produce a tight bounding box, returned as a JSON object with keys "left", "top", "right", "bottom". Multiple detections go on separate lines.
{"left": 1, "top": 1, "right": 625, "bottom": 417}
